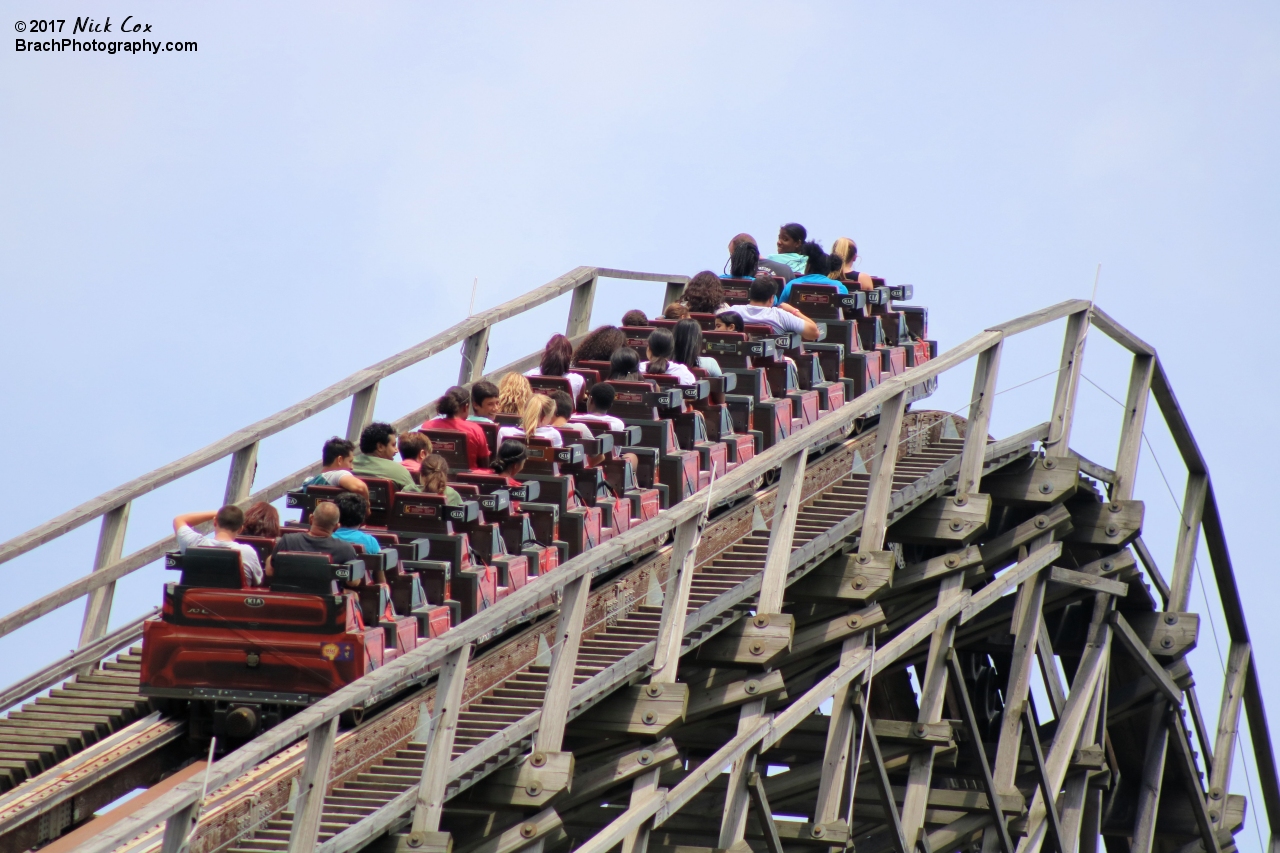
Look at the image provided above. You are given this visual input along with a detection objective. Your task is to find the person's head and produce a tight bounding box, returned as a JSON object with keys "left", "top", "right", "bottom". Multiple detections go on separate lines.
{"left": 800, "top": 241, "right": 831, "bottom": 277}
{"left": 522, "top": 393, "right": 557, "bottom": 437}
{"left": 321, "top": 437, "right": 356, "bottom": 468}
{"left": 672, "top": 319, "right": 704, "bottom": 368}
{"left": 214, "top": 504, "right": 245, "bottom": 534}
{"left": 728, "top": 233, "right": 757, "bottom": 254}
{"left": 497, "top": 373, "right": 533, "bottom": 415}
{"left": 748, "top": 275, "right": 778, "bottom": 305}
{"left": 663, "top": 302, "right": 690, "bottom": 320}
{"left": 610, "top": 346, "right": 642, "bottom": 381}
{"left": 550, "top": 390, "right": 575, "bottom": 423}
{"left": 830, "top": 237, "right": 858, "bottom": 278}
{"left": 435, "top": 386, "right": 470, "bottom": 419}
{"left": 621, "top": 309, "right": 649, "bottom": 327}
{"left": 715, "top": 311, "right": 745, "bottom": 334}
{"left": 645, "top": 328, "right": 676, "bottom": 373}
{"left": 573, "top": 325, "right": 626, "bottom": 364}
{"left": 539, "top": 334, "right": 574, "bottom": 377}
{"left": 418, "top": 453, "right": 450, "bottom": 495}
{"left": 491, "top": 439, "right": 528, "bottom": 476}
{"left": 311, "top": 501, "right": 340, "bottom": 534}
{"left": 334, "top": 492, "right": 369, "bottom": 529}
{"left": 728, "top": 241, "right": 761, "bottom": 278}
{"left": 241, "top": 502, "right": 280, "bottom": 538}
{"left": 470, "top": 380, "right": 501, "bottom": 419}
{"left": 360, "top": 422, "right": 398, "bottom": 457}
{"left": 588, "top": 382, "right": 616, "bottom": 413}
{"left": 683, "top": 271, "right": 726, "bottom": 313}
{"left": 398, "top": 431, "right": 431, "bottom": 464}
{"left": 777, "top": 223, "right": 807, "bottom": 254}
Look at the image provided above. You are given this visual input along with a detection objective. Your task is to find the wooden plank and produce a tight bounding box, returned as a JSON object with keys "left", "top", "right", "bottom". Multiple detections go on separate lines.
{"left": 535, "top": 574, "right": 590, "bottom": 753}
{"left": 1210, "top": 642, "right": 1251, "bottom": 797}
{"left": 860, "top": 391, "right": 908, "bottom": 553}
{"left": 1166, "top": 709, "right": 1223, "bottom": 853}
{"left": 1070, "top": 450, "right": 1116, "bottom": 485}
{"left": 287, "top": 716, "right": 339, "bottom": 853}
{"left": 1131, "top": 701, "right": 1170, "bottom": 853}
{"left": 957, "top": 340, "right": 1003, "bottom": 497}
{"left": 1132, "top": 536, "right": 1172, "bottom": 605}
{"left": 1113, "top": 354, "right": 1154, "bottom": 501}
{"left": 1110, "top": 612, "right": 1182, "bottom": 705}
{"left": 76, "top": 503, "right": 131, "bottom": 651}
{"left": 946, "top": 651, "right": 1013, "bottom": 853}
{"left": 984, "top": 299, "right": 1091, "bottom": 337}
{"left": 345, "top": 382, "right": 380, "bottom": 443}
{"left": 457, "top": 327, "right": 491, "bottom": 386}
{"left": 411, "top": 643, "right": 471, "bottom": 837}
{"left": 993, "top": 570, "right": 1048, "bottom": 790}
{"left": 567, "top": 275, "right": 599, "bottom": 339}
{"left": 718, "top": 702, "right": 766, "bottom": 848}
{"left": 1168, "top": 473, "right": 1208, "bottom": 612}
{"left": 1089, "top": 305, "right": 1156, "bottom": 356}
{"left": 1043, "top": 310, "right": 1090, "bottom": 456}
{"left": 1048, "top": 567, "right": 1127, "bottom": 598}
{"left": 652, "top": 514, "right": 704, "bottom": 682}
{"left": 223, "top": 441, "right": 260, "bottom": 506}
{"left": 760, "top": 450, "right": 808, "bottom": 614}
{"left": 813, "top": 636, "right": 867, "bottom": 825}
{"left": 746, "top": 772, "right": 785, "bottom": 853}
{"left": 1149, "top": 358, "right": 1208, "bottom": 475}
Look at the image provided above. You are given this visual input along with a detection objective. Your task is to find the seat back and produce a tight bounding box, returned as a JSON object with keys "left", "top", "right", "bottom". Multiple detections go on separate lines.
{"left": 420, "top": 428, "right": 473, "bottom": 472}
{"left": 476, "top": 420, "right": 500, "bottom": 454}
{"left": 270, "top": 551, "right": 361, "bottom": 596}
{"left": 622, "top": 326, "right": 657, "bottom": 351}
{"left": 605, "top": 380, "right": 676, "bottom": 420}
{"left": 391, "top": 491, "right": 480, "bottom": 534}
{"left": 453, "top": 471, "right": 541, "bottom": 502}
{"left": 786, "top": 283, "right": 842, "bottom": 320}
{"left": 688, "top": 312, "right": 718, "bottom": 331}
{"left": 645, "top": 373, "right": 709, "bottom": 406}
{"left": 235, "top": 536, "right": 276, "bottom": 565}
{"left": 171, "top": 546, "right": 246, "bottom": 589}
{"left": 719, "top": 278, "right": 753, "bottom": 305}
{"left": 568, "top": 367, "right": 600, "bottom": 400}
{"left": 575, "top": 360, "right": 613, "bottom": 379}
{"left": 528, "top": 375, "right": 576, "bottom": 400}
{"left": 355, "top": 477, "right": 397, "bottom": 526}
{"left": 649, "top": 318, "right": 678, "bottom": 331}
{"left": 494, "top": 413, "right": 522, "bottom": 426}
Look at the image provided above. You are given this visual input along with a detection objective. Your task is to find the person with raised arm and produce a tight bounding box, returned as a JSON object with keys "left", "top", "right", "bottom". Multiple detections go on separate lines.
{"left": 172, "top": 505, "right": 263, "bottom": 586}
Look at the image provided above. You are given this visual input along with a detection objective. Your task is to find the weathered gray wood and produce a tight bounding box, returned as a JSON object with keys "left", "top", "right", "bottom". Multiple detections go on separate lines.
{"left": 947, "top": 651, "right": 1014, "bottom": 853}
{"left": 1090, "top": 305, "right": 1156, "bottom": 356}
{"left": 957, "top": 340, "right": 1003, "bottom": 497}
{"left": 746, "top": 772, "right": 785, "bottom": 853}
{"left": 345, "top": 382, "right": 380, "bottom": 443}
{"left": 814, "top": 635, "right": 867, "bottom": 825}
{"left": 160, "top": 801, "right": 200, "bottom": 853}
{"left": 1166, "top": 709, "right": 1224, "bottom": 853}
{"left": 1132, "top": 536, "right": 1172, "bottom": 605}
{"left": 458, "top": 327, "right": 491, "bottom": 386}
{"left": 1131, "top": 700, "right": 1170, "bottom": 853}
{"left": 1113, "top": 354, "right": 1154, "bottom": 501}
{"left": 982, "top": 456, "right": 1079, "bottom": 506}
{"left": 1048, "top": 567, "right": 1128, "bottom": 598}
{"left": 891, "top": 493, "right": 991, "bottom": 545}
{"left": 788, "top": 550, "right": 893, "bottom": 602}
{"left": 696, "top": 614, "right": 794, "bottom": 668}
{"left": 579, "top": 682, "right": 689, "bottom": 738}
{"left": 76, "top": 502, "right": 131, "bottom": 653}
{"left": 567, "top": 275, "right": 599, "bottom": 339}
{"left": 1111, "top": 612, "right": 1182, "bottom": 705}
{"left": 652, "top": 514, "right": 703, "bottom": 682}
{"left": 1210, "top": 642, "right": 1251, "bottom": 798}
{"left": 223, "top": 440, "right": 260, "bottom": 506}
{"left": 984, "top": 299, "right": 1091, "bottom": 337}
{"left": 411, "top": 644, "right": 471, "bottom": 837}
{"left": 719, "top": 703, "right": 765, "bottom": 848}
{"left": 662, "top": 281, "right": 686, "bottom": 313}
{"left": 1150, "top": 358, "right": 1208, "bottom": 475}
{"left": 1168, "top": 473, "right": 1208, "bottom": 612}
{"left": 760, "top": 451, "right": 807, "bottom": 613}
{"left": 1036, "top": 619, "right": 1068, "bottom": 718}
{"left": 288, "top": 716, "right": 340, "bottom": 853}
{"left": 993, "top": 570, "right": 1048, "bottom": 790}
{"left": 1043, "top": 310, "right": 1090, "bottom": 456}
{"left": 1126, "top": 611, "right": 1199, "bottom": 658}
{"left": 536, "top": 573, "right": 590, "bottom": 753}
{"left": 860, "top": 391, "right": 908, "bottom": 553}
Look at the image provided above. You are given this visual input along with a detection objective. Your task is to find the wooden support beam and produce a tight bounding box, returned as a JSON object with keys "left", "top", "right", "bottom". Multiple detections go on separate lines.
{"left": 1210, "top": 642, "right": 1251, "bottom": 798}
{"left": 345, "top": 381, "right": 380, "bottom": 443}
{"left": 1043, "top": 309, "right": 1090, "bottom": 457}
{"left": 1168, "top": 473, "right": 1208, "bottom": 612}
{"left": 409, "top": 643, "right": 471, "bottom": 846}
{"left": 1022, "top": 699, "right": 1065, "bottom": 853}
{"left": 947, "top": 651, "right": 1014, "bottom": 853}
{"left": 567, "top": 275, "right": 598, "bottom": 339}
{"left": 1166, "top": 707, "right": 1223, "bottom": 853}
{"left": 860, "top": 391, "right": 907, "bottom": 554}
{"left": 536, "top": 573, "right": 590, "bottom": 754}
{"left": 1113, "top": 353, "right": 1155, "bottom": 502}
{"left": 852, "top": 691, "right": 911, "bottom": 853}
{"left": 1131, "top": 700, "right": 1170, "bottom": 853}
{"left": 957, "top": 340, "right": 1003, "bottom": 498}
{"left": 652, "top": 513, "right": 704, "bottom": 683}
{"left": 760, "top": 449, "right": 807, "bottom": 614}
{"left": 1110, "top": 612, "right": 1182, "bottom": 706}
{"left": 1132, "top": 536, "right": 1172, "bottom": 605}
{"left": 746, "top": 772, "right": 785, "bottom": 853}
{"left": 1048, "top": 566, "right": 1127, "bottom": 598}
{"left": 223, "top": 441, "right": 260, "bottom": 506}
{"left": 160, "top": 801, "right": 200, "bottom": 853}
{"left": 993, "top": 570, "right": 1048, "bottom": 790}
{"left": 662, "top": 281, "right": 686, "bottom": 313}
{"left": 287, "top": 716, "right": 340, "bottom": 853}
{"left": 1035, "top": 619, "right": 1068, "bottom": 721}
{"left": 76, "top": 502, "right": 132, "bottom": 653}
{"left": 813, "top": 636, "right": 867, "bottom": 826}
{"left": 458, "top": 327, "right": 491, "bottom": 386}
{"left": 718, "top": 702, "right": 766, "bottom": 849}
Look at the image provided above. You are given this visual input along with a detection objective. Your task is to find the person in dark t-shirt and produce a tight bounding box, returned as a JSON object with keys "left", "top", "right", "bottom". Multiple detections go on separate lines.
{"left": 266, "top": 501, "right": 358, "bottom": 578}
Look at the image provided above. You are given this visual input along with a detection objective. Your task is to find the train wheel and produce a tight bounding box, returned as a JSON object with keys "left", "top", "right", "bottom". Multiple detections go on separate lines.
{"left": 340, "top": 707, "right": 365, "bottom": 729}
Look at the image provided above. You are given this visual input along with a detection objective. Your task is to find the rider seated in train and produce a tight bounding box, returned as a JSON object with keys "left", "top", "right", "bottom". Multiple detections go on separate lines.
{"left": 639, "top": 328, "right": 697, "bottom": 384}
{"left": 265, "top": 501, "right": 358, "bottom": 580}
{"left": 489, "top": 439, "right": 528, "bottom": 489}
{"left": 766, "top": 223, "right": 810, "bottom": 275}
{"left": 498, "top": 394, "right": 563, "bottom": 446}
{"left": 573, "top": 382, "right": 626, "bottom": 432}
{"left": 302, "top": 437, "right": 370, "bottom": 499}
{"left": 241, "top": 501, "right": 281, "bottom": 538}
{"left": 681, "top": 271, "right": 730, "bottom": 315}
{"left": 352, "top": 422, "right": 421, "bottom": 492}
{"left": 550, "top": 390, "right": 594, "bottom": 442}
{"left": 397, "top": 430, "right": 431, "bottom": 478}
{"left": 776, "top": 241, "right": 849, "bottom": 305}
{"left": 609, "top": 347, "right": 644, "bottom": 381}
{"left": 423, "top": 386, "right": 491, "bottom": 470}
{"left": 714, "top": 310, "right": 745, "bottom": 334}
{"left": 727, "top": 233, "right": 794, "bottom": 283}
{"left": 496, "top": 372, "right": 533, "bottom": 416}
{"left": 621, "top": 309, "right": 649, "bottom": 327}
{"left": 829, "top": 236, "right": 877, "bottom": 292}
{"left": 738, "top": 275, "right": 820, "bottom": 341}
{"left": 468, "top": 380, "right": 501, "bottom": 423}
{"left": 332, "top": 492, "right": 382, "bottom": 554}
{"left": 673, "top": 317, "right": 721, "bottom": 377}
{"left": 524, "top": 334, "right": 585, "bottom": 401}
{"left": 418, "top": 453, "right": 463, "bottom": 505}
{"left": 173, "top": 505, "right": 264, "bottom": 586}
{"left": 571, "top": 325, "right": 626, "bottom": 367}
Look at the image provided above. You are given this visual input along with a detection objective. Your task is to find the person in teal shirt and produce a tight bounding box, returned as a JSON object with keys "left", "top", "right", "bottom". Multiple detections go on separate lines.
{"left": 332, "top": 492, "right": 381, "bottom": 554}
{"left": 766, "top": 222, "right": 810, "bottom": 274}
{"left": 777, "top": 242, "right": 848, "bottom": 305}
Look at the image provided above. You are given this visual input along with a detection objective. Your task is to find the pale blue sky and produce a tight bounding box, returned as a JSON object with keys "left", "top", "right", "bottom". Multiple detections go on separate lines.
{"left": 2, "top": 2, "right": 1278, "bottom": 844}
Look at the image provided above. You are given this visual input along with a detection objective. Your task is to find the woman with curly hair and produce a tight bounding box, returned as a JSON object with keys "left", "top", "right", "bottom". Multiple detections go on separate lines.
{"left": 571, "top": 325, "right": 626, "bottom": 365}
{"left": 496, "top": 372, "right": 533, "bottom": 415}
{"left": 681, "top": 270, "right": 729, "bottom": 314}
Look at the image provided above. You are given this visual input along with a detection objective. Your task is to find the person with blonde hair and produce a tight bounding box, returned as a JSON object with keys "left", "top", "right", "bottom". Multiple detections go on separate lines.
{"left": 829, "top": 237, "right": 876, "bottom": 291}
{"left": 496, "top": 372, "right": 533, "bottom": 415}
{"left": 497, "top": 394, "right": 563, "bottom": 446}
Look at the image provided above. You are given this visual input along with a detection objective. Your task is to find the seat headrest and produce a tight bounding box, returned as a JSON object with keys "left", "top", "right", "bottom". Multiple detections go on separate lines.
{"left": 173, "top": 546, "right": 245, "bottom": 589}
